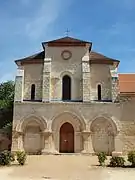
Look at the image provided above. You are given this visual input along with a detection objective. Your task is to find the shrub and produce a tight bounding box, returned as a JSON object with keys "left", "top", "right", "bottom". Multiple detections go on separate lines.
{"left": 16, "top": 151, "right": 27, "bottom": 165}
{"left": 109, "top": 156, "right": 125, "bottom": 167}
{"left": 97, "top": 152, "right": 107, "bottom": 166}
{"left": 0, "top": 150, "right": 15, "bottom": 166}
{"left": 128, "top": 151, "right": 135, "bottom": 167}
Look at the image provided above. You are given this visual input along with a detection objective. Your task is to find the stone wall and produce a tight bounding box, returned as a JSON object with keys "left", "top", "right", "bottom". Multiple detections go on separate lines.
{"left": 45, "top": 45, "right": 89, "bottom": 101}
{"left": 23, "top": 63, "right": 43, "bottom": 101}
{"left": 12, "top": 97, "right": 135, "bottom": 154}
{"left": 90, "top": 64, "right": 112, "bottom": 101}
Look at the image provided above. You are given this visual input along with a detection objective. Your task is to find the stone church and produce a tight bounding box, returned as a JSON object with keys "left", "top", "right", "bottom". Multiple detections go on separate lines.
{"left": 12, "top": 36, "right": 135, "bottom": 155}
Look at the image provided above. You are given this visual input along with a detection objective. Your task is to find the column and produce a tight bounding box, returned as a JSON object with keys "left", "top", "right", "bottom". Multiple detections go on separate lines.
{"left": 18, "top": 132, "right": 24, "bottom": 151}
{"left": 75, "top": 132, "right": 82, "bottom": 153}
{"left": 42, "top": 58, "right": 51, "bottom": 102}
{"left": 82, "top": 131, "right": 94, "bottom": 154}
{"left": 14, "top": 68, "right": 24, "bottom": 102}
{"left": 41, "top": 131, "right": 57, "bottom": 154}
{"left": 11, "top": 131, "right": 24, "bottom": 152}
{"left": 112, "top": 133, "right": 123, "bottom": 156}
{"left": 82, "top": 55, "right": 91, "bottom": 102}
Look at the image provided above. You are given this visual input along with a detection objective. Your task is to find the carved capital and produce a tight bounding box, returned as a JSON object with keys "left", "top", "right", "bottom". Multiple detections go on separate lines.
{"left": 82, "top": 131, "right": 91, "bottom": 139}
{"left": 12, "top": 131, "right": 24, "bottom": 138}
{"left": 41, "top": 130, "right": 52, "bottom": 137}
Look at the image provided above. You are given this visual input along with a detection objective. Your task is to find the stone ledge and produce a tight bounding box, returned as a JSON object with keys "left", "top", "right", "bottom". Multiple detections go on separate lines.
{"left": 112, "top": 151, "right": 123, "bottom": 157}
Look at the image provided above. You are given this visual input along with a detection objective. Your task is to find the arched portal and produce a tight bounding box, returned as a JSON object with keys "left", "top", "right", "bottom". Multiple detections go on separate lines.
{"left": 59, "top": 122, "right": 74, "bottom": 153}
{"left": 90, "top": 117, "right": 117, "bottom": 155}
{"left": 51, "top": 112, "right": 85, "bottom": 153}
{"left": 62, "top": 75, "right": 71, "bottom": 100}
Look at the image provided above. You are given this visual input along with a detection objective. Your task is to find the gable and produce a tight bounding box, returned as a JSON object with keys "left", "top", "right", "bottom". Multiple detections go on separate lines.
{"left": 42, "top": 36, "right": 92, "bottom": 47}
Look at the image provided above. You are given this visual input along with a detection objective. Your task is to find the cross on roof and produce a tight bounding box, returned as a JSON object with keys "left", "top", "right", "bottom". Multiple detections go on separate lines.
{"left": 65, "top": 28, "right": 70, "bottom": 36}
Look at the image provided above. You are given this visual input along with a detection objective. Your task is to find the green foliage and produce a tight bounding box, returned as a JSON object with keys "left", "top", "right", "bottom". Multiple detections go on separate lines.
{"left": 97, "top": 152, "right": 107, "bottom": 166}
{"left": 0, "top": 80, "right": 14, "bottom": 138}
{"left": 0, "top": 81, "right": 14, "bottom": 101}
{"left": 2, "top": 122, "right": 12, "bottom": 139}
{"left": 16, "top": 151, "right": 27, "bottom": 165}
{"left": 0, "top": 108, "right": 13, "bottom": 129}
{"left": 0, "top": 80, "right": 14, "bottom": 109}
{"left": 0, "top": 150, "right": 15, "bottom": 166}
{"left": 128, "top": 151, "right": 135, "bottom": 167}
{"left": 109, "top": 156, "right": 125, "bottom": 167}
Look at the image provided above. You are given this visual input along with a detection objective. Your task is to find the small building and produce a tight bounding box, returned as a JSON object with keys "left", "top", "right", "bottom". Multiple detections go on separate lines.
{"left": 12, "top": 36, "right": 135, "bottom": 155}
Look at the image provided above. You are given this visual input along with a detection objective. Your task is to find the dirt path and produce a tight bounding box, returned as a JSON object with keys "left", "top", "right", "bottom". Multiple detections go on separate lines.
{"left": 0, "top": 155, "right": 135, "bottom": 180}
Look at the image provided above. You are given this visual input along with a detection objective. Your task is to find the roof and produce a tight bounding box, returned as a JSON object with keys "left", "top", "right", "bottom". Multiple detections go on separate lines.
{"left": 15, "top": 51, "right": 44, "bottom": 65}
{"left": 119, "top": 74, "right": 135, "bottom": 93}
{"left": 42, "top": 36, "right": 92, "bottom": 47}
{"left": 90, "top": 51, "right": 120, "bottom": 67}
{"left": 14, "top": 37, "right": 120, "bottom": 67}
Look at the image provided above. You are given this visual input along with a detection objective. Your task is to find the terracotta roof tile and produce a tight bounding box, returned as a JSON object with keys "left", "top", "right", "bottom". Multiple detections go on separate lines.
{"left": 118, "top": 74, "right": 135, "bottom": 93}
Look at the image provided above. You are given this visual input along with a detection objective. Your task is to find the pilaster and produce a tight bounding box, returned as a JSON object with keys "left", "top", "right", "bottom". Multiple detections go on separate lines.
{"left": 82, "top": 55, "right": 91, "bottom": 102}
{"left": 14, "top": 68, "right": 24, "bottom": 102}
{"left": 111, "top": 68, "right": 119, "bottom": 102}
{"left": 42, "top": 58, "right": 51, "bottom": 102}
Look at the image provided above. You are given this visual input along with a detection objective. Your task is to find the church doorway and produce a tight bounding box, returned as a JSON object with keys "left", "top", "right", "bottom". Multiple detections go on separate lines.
{"left": 62, "top": 75, "right": 71, "bottom": 101}
{"left": 59, "top": 122, "right": 74, "bottom": 153}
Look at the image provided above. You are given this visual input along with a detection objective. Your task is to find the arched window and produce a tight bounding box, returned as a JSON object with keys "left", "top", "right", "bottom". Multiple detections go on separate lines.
{"left": 97, "top": 84, "right": 101, "bottom": 101}
{"left": 62, "top": 75, "right": 71, "bottom": 101}
{"left": 31, "top": 84, "right": 35, "bottom": 100}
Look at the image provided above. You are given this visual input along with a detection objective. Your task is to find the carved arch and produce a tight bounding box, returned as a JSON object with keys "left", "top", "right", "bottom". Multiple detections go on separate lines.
{"left": 16, "top": 114, "right": 47, "bottom": 132}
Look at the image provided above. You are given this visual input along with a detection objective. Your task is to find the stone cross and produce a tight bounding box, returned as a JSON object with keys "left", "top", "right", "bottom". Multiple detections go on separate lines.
{"left": 65, "top": 28, "right": 70, "bottom": 36}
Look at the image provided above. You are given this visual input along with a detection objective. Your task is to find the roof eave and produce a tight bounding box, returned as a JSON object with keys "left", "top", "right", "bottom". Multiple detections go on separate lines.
{"left": 15, "top": 60, "right": 21, "bottom": 66}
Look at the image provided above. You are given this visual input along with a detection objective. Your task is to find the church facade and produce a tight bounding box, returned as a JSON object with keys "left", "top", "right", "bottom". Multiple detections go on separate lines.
{"left": 12, "top": 36, "right": 135, "bottom": 155}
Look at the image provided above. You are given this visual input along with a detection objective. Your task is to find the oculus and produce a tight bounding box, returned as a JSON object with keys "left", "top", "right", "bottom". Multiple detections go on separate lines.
{"left": 61, "top": 50, "right": 72, "bottom": 60}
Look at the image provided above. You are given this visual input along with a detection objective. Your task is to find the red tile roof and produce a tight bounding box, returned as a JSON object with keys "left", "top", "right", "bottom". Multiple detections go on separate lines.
{"left": 119, "top": 74, "right": 135, "bottom": 93}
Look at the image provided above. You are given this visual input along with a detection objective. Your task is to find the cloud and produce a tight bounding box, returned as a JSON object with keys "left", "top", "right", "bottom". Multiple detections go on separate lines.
{"left": 22, "top": 0, "right": 72, "bottom": 40}
{"left": 0, "top": 0, "right": 72, "bottom": 83}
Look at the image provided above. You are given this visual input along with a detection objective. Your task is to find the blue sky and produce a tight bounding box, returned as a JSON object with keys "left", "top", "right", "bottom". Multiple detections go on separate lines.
{"left": 0, "top": 0, "right": 135, "bottom": 82}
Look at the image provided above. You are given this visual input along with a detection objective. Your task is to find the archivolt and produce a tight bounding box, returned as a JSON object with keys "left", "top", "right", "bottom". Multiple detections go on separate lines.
{"left": 51, "top": 111, "right": 86, "bottom": 132}
{"left": 16, "top": 114, "right": 47, "bottom": 132}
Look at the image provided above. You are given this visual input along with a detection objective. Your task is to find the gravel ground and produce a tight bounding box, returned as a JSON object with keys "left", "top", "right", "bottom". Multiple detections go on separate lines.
{"left": 0, "top": 155, "right": 135, "bottom": 180}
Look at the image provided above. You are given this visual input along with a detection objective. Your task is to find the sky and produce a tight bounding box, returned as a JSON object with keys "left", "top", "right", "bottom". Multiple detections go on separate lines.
{"left": 0, "top": 0, "right": 135, "bottom": 82}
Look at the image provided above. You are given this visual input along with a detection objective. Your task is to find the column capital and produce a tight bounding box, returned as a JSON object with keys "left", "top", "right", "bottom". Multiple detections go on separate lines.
{"left": 82, "top": 131, "right": 91, "bottom": 139}
{"left": 44, "top": 58, "right": 52, "bottom": 62}
{"left": 41, "top": 130, "right": 52, "bottom": 136}
{"left": 12, "top": 131, "right": 24, "bottom": 138}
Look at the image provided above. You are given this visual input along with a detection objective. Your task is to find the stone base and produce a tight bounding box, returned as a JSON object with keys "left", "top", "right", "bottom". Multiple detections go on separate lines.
{"left": 81, "top": 150, "right": 95, "bottom": 155}
{"left": 42, "top": 149, "right": 58, "bottom": 155}
{"left": 112, "top": 151, "right": 123, "bottom": 157}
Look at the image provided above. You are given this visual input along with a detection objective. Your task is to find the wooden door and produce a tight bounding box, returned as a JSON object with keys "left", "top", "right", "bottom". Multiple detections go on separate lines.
{"left": 60, "top": 122, "right": 74, "bottom": 153}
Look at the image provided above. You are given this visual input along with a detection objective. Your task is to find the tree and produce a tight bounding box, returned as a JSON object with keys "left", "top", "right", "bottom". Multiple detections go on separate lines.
{"left": 0, "top": 81, "right": 15, "bottom": 109}
{"left": 0, "top": 81, "right": 15, "bottom": 151}
{"left": 0, "top": 80, "right": 14, "bottom": 130}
